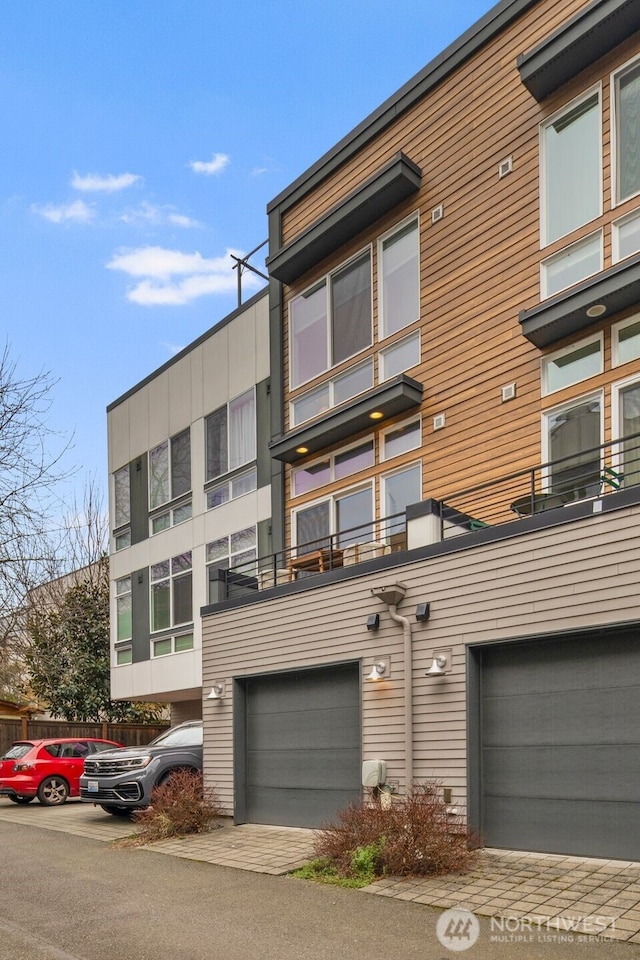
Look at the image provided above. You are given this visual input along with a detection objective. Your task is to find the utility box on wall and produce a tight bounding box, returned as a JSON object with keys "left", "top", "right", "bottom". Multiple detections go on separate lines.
{"left": 362, "top": 759, "right": 387, "bottom": 787}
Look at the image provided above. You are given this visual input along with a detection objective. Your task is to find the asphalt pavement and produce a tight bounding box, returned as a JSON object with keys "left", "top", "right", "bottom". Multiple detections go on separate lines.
{"left": 2, "top": 814, "right": 640, "bottom": 960}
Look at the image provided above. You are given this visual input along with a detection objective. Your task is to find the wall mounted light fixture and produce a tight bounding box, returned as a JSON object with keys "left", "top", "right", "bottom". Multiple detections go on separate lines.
{"left": 425, "top": 652, "right": 450, "bottom": 677}
{"left": 207, "top": 682, "right": 226, "bottom": 700}
{"left": 366, "top": 661, "right": 387, "bottom": 681}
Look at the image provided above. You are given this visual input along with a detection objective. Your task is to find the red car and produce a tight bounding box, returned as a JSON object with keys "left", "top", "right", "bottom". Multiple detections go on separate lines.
{"left": 0, "top": 738, "right": 123, "bottom": 806}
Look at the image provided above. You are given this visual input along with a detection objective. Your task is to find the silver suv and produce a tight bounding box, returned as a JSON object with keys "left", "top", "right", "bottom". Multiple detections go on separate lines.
{"left": 79, "top": 721, "right": 203, "bottom": 816}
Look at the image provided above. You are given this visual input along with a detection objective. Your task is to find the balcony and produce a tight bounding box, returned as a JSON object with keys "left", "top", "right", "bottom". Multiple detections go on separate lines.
{"left": 205, "top": 432, "right": 640, "bottom": 605}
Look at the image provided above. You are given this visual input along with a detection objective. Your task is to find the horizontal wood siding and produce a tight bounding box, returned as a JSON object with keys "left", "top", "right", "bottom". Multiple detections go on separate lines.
{"left": 275, "top": 0, "right": 640, "bottom": 532}
{"left": 203, "top": 504, "right": 640, "bottom": 816}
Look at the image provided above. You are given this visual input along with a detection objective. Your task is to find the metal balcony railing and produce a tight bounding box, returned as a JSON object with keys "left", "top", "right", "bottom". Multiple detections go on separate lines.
{"left": 438, "top": 431, "right": 639, "bottom": 539}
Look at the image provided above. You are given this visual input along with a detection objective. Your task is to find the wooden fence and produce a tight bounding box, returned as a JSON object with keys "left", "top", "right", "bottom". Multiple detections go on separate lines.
{"left": 0, "top": 719, "right": 169, "bottom": 757}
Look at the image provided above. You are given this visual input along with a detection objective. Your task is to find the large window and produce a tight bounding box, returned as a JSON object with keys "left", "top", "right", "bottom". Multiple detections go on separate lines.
{"left": 149, "top": 429, "right": 191, "bottom": 510}
{"left": 290, "top": 360, "right": 373, "bottom": 427}
{"left": 541, "top": 232, "right": 602, "bottom": 298}
{"left": 613, "top": 315, "right": 640, "bottom": 367}
{"left": 294, "top": 485, "right": 374, "bottom": 552}
{"left": 542, "top": 335, "right": 602, "bottom": 395}
{"left": 290, "top": 252, "right": 372, "bottom": 388}
{"left": 150, "top": 552, "right": 192, "bottom": 633}
{"left": 206, "top": 526, "right": 257, "bottom": 590}
{"left": 543, "top": 395, "right": 602, "bottom": 502}
{"left": 292, "top": 439, "right": 374, "bottom": 497}
{"left": 541, "top": 91, "right": 601, "bottom": 245}
{"left": 382, "top": 463, "right": 421, "bottom": 546}
{"left": 614, "top": 378, "right": 640, "bottom": 486}
{"left": 380, "top": 219, "right": 419, "bottom": 337}
{"left": 115, "top": 577, "right": 132, "bottom": 643}
{"left": 206, "top": 389, "right": 256, "bottom": 482}
{"left": 113, "top": 465, "right": 131, "bottom": 551}
{"left": 614, "top": 59, "right": 640, "bottom": 204}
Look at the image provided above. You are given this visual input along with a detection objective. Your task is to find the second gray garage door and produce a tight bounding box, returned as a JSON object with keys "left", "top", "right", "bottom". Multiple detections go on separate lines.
{"left": 476, "top": 626, "right": 640, "bottom": 860}
{"left": 239, "top": 662, "right": 362, "bottom": 828}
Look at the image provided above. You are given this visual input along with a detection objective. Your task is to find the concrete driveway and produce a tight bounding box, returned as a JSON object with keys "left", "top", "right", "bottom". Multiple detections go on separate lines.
{"left": 2, "top": 798, "right": 640, "bottom": 945}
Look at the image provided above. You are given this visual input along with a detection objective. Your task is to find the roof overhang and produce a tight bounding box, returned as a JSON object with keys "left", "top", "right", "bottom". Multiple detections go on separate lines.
{"left": 517, "top": 0, "right": 640, "bottom": 102}
{"left": 266, "top": 153, "right": 422, "bottom": 285}
{"left": 519, "top": 253, "right": 640, "bottom": 348}
{"left": 269, "top": 374, "right": 423, "bottom": 463}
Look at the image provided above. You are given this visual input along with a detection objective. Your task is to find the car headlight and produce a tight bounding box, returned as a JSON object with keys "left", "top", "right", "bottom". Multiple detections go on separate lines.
{"left": 119, "top": 756, "right": 153, "bottom": 769}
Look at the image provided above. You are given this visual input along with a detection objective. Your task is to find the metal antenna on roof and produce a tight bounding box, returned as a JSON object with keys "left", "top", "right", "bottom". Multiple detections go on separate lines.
{"left": 230, "top": 239, "right": 269, "bottom": 307}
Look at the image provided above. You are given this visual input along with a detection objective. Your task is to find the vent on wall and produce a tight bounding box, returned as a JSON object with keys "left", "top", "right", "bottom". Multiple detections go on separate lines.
{"left": 501, "top": 383, "right": 516, "bottom": 402}
{"left": 498, "top": 157, "right": 513, "bottom": 179}
{"left": 431, "top": 204, "right": 444, "bottom": 224}
{"left": 433, "top": 413, "right": 446, "bottom": 431}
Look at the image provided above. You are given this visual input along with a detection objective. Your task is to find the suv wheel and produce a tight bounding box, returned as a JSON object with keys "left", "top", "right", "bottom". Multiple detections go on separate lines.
{"left": 100, "top": 804, "right": 132, "bottom": 817}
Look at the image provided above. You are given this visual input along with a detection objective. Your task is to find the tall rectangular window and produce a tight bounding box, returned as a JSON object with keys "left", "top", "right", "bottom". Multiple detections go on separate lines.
{"left": 380, "top": 219, "right": 419, "bottom": 336}
{"left": 150, "top": 552, "right": 192, "bottom": 633}
{"left": 542, "top": 92, "right": 601, "bottom": 244}
{"left": 113, "top": 466, "right": 130, "bottom": 528}
{"left": 615, "top": 60, "right": 640, "bottom": 203}
{"left": 149, "top": 428, "right": 191, "bottom": 510}
{"left": 206, "top": 389, "right": 256, "bottom": 482}
{"left": 617, "top": 380, "right": 640, "bottom": 486}
{"left": 115, "top": 577, "right": 132, "bottom": 643}
{"left": 544, "top": 396, "right": 602, "bottom": 502}
{"left": 290, "top": 253, "right": 371, "bottom": 388}
{"left": 382, "top": 463, "right": 421, "bottom": 547}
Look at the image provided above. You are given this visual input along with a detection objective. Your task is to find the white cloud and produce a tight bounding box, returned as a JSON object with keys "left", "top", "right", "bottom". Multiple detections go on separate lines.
{"left": 189, "top": 153, "right": 230, "bottom": 176}
{"left": 33, "top": 199, "right": 95, "bottom": 223}
{"left": 106, "top": 244, "right": 262, "bottom": 306}
{"left": 120, "top": 202, "right": 200, "bottom": 229}
{"left": 71, "top": 170, "right": 142, "bottom": 193}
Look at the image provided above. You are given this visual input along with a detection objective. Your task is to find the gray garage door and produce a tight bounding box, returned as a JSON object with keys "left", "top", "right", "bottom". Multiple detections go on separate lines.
{"left": 243, "top": 662, "right": 361, "bottom": 827}
{"left": 478, "top": 627, "right": 640, "bottom": 859}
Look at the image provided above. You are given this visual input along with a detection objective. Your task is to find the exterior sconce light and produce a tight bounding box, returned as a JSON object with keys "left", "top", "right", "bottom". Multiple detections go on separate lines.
{"left": 366, "top": 661, "right": 387, "bottom": 681}
{"left": 207, "top": 682, "right": 226, "bottom": 700}
{"left": 415, "top": 602, "right": 430, "bottom": 622}
{"left": 425, "top": 654, "right": 449, "bottom": 677}
{"left": 366, "top": 613, "right": 380, "bottom": 631}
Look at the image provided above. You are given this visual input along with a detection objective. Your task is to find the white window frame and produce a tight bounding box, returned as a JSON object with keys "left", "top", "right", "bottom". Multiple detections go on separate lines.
{"left": 289, "top": 359, "right": 374, "bottom": 427}
{"left": 148, "top": 427, "right": 191, "bottom": 512}
{"left": 206, "top": 467, "right": 257, "bottom": 510}
{"left": 380, "top": 461, "right": 422, "bottom": 544}
{"left": 377, "top": 213, "right": 420, "bottom": 340}
{"left": 149, "top": 552, "right": 192, "bottom": 634}
{"left": 115, "top": 646, "right": 132, "bottom": 666}
{"left": 380, "top": 416, "right": 421, "bottom": 462}
{"left": 541, "top": 333, "right": 603, "bottom": 396}
{"left": 612, "top": 313, "right": 640, "bottom": 367}
{"left": 150, "top": 500, "right": 192, "bottom": 536}
{"left": 205, "top": 525, "right": 257, "bottom": 574}
{"left": 291, "top": 481, "right": 375, "bottom": 551}
{"left": 541, "top": 390, "right": 604, "bottom": 494}
{"left": 540, "top": 230, "right": 603, "bottom": 299}
{"left": 115, "top": 576, "right": 132, "bottom": 643}
{"left": 611, "top": 373, "right": 640, "bottom": 486}
{"left": 612, "top": 207, "right": 640, "bottom": 263}
{"left": 152, "top": 632, "right": 194, "bottom": 658}
{"left": 539, "top": 85, "right": 603, "bottom": 248}
{"left": 291, "top": 436, "right": 375, "bottom": 499}
{"left": 288, "top": 246, "right": 373, "bottom": 390}
{"left": 611, "top": 53, "right": 640, "bottom": 208}
{"left": 205, "top": 387, "right": 256, "bottom": 484}
{"left": 378, "top": 330, "right": 421, "bottom": 382}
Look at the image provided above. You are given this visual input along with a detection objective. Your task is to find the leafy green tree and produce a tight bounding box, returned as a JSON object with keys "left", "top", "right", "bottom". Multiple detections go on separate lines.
{"left": 25, "top": 556, "right": 163, "bottom": 723}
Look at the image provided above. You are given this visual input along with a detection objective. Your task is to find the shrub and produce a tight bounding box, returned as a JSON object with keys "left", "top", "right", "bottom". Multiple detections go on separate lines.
{"left": 312, "top": 782, "right": 479, "bottom": 880}
{"left": 293, "top": 841, "right": 385, "bottom": 888}
{"left": 132, "top": 769, "right": 223, "bottom": 843}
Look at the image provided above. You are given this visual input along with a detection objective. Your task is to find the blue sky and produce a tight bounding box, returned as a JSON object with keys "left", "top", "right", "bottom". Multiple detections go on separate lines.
{"left": 1, "top": 0, "right": 493, "bottom": 511}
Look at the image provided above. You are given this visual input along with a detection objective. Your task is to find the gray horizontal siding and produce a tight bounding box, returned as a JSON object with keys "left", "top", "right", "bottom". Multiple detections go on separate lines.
{"left": 203, "top": 504, "right": 640, "bottom": 816}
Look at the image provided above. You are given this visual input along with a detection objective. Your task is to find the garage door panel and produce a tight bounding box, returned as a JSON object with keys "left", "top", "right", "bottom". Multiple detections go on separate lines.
{"left": 482, "top": 686, "right": 640, "bottom": 746}
{"left": 247, "top": 745, "right": 361, "bottom": 789}
{"left": 247, "top": 705, "right": 360, "bottom": 751}
{"left": 247, "top": 786, "right": 360, "bottom": 829}
{"left": 243, "top": 662, "right": 361, "bottom": 827}
{"left": 481, "top": 635, "right": 639, "bottom": 696}
{"left": 482, "top": 797, "right": 636, "bottom": 860}
{"left": 479, "top": 627, "right": 640, "bottom": 858}
{"left": 483, "top": 745, "right": 640, "bottom": 802}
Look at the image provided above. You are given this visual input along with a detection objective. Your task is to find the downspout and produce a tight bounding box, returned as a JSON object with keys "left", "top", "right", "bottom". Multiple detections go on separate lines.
{"left": 371, "top": 582, "right": 413, "bottom": 789}
{"left": 387, "top": 604, "right": 413, "bottom": 788}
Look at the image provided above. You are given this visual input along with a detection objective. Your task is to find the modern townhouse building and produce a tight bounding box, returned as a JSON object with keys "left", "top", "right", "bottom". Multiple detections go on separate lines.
{"left": 198, "top": 0, "right": 640, "bottom": 860}
{"left": 107, "top": 289, "right": 270, "bottom": 723}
